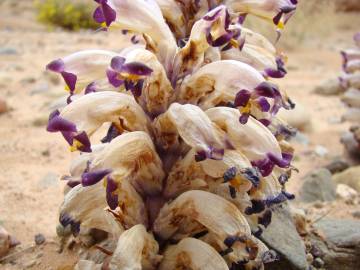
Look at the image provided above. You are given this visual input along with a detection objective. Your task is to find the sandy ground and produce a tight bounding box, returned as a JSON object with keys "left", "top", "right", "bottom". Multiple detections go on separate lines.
{"left": 0, "top": 1, "right": 360, "bottom": 269}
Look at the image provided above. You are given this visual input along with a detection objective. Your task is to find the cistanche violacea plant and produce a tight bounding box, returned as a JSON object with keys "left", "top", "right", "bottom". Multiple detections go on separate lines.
{"left": 46, "top": 0, "right": 298, "bottom": 269}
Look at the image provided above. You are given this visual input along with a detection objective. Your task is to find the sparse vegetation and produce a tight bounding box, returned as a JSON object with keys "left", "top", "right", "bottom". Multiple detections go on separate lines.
{"left": 34, "top": 0, "right": 98, "bottom": 31}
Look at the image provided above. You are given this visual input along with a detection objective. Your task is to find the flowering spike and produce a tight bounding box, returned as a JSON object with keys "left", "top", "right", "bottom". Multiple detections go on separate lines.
{"left": 46, "top": 1, "right": 299, "bottom": 268}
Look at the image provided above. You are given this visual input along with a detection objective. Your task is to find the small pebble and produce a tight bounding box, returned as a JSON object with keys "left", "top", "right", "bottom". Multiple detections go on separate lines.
{"left": 310, "top": 243, "right": 323, "bottom": 258}
{"left": 0, "top": 99, "right": 8, "bottom": 114}
{"left": 351, "top": 210, "right": 360, "bottom": 219}
{"left": 312, "top": 201, "right": 324, "bottom": 209}
{"left": 41, "top": 150, "right": 50, "bottom": 157}
{"left": 306, "top": 253, "right": 314, "bottom": 264}
{"left": 314, "top": 145, "right": 329, "bottom": 158}
{"left": 313, "top": 257, "right": 324, "bottom": 268}
{"left": 34, "top": 234, "right": 46, "bottom": 245}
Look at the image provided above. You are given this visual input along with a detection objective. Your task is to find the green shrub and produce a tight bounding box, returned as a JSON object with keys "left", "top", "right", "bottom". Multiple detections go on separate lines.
{"left": 35, "top": 0, "right": 98, "bottom": 31}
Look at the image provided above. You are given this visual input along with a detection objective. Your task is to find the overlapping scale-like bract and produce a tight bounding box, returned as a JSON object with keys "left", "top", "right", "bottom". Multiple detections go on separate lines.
{"left": 46, "top": 0, "right": 298, "bottom": 269}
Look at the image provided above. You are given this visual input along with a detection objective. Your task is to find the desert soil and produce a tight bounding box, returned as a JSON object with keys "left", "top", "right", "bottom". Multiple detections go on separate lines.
{"left": 0, "top": 1, "right": 360, "bottom": 269}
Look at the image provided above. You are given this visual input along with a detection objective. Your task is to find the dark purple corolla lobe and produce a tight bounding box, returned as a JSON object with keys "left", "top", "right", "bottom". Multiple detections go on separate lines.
{"left": 251, "top": 157, "right": 274, "bottom": 177}
{"left": 125, "top": 79, "right": 144, "bottom": 97}
{"left": 85, "top": 82, "right": 97, "bottom": 94}
{"left": 254, "top": 82, "right": 280, "bottom": 99}
{"left": 107, "top": 57, "right": 152, "bottom": 96}
{"left": 252, "top": 152, "right": 292, "bottom": 177}
{"left": 234, "top": 90, "right": 251, "bottom": 107}
{"left": 258, "top": 119, "right": 271, "bottom": 127}
{"left": 59, "top": 213, "right": 81, "bottom": 236}
{"left": 265, "top": 191, "right": 294, "bottom": 207}
{"left": 121, "top": 62, "right": 153, "bottom": 76}
{"left": 61, "top": 71, "right": 77, "bottom": 92}
{"left": 223, "top": 167, "right": 237, "bottom": 182}
{"left": 101, "top": 124, "right": 121, "bottom": 143}
{"left": 274, "top": 124, "right": 297, "bottom": 139}
{"left": 258, "top": 210, "right": 272, "bottom": 228}
{"left": 47, "top": 58, "right": 78, "bottom": 92}
{"left": 81, "top": 169, "right": 112, "bottom": 186}
{"left": 67, "top": 180, "right": 81, "bottom": 188}
{"left": 106, "top": 177, "right": 118, "bottom": 210}
{"left": 46, "top": 59, "right": 65, "bottom": 73}
{"left": 93, "top": 0, "right": 116, "bottom": 27}
{"left": 131, "top": 35, "right": 140, "bottom": 44}
{"left": 241, "top": 167, "right": 260, "bottom": 187}
{"left": 47, "top": 110, "right": 77, "bottom": 133}
{"left": 73, "top": 131, "right": 92, "bottom": 153}
{"left": 262, "top": 250, "right": 278, "bottom": 264}
{"left": 267, "top": 152, "right": 291, "bottom": 168}
{"left": 206, "top": 30, "right": 233, "bottom": 47}
{"left": 110, "top": 56, "right": 126, "bottom": 71}
{"left": 219, "top": 247, "right": 234, "bottom": 257}
{"left": 195, "top": 147, "right": 224, "bottom": 162}
{"left": 59, "top": 213, "right": 73, "bottom": 227}
{"left": 239, "top": 113, "right": 250, "bottom": 125}
{"left": 203, "top": 8, "right": 222, "bottom": 21}
{"left": 107, "top": 68, "right": 124, "bottom": 87}
{"left": 245, "top": 199, "right": 266, "bottom": 215}
{"left": 257, "top": 97, "right": 271, "bottom": 112}
{"left": 229, "top": 185, "right": 237, "bottom": 198}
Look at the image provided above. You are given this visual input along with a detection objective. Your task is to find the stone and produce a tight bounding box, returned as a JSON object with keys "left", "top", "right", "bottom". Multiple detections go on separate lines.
{"left": 260, "top": 204, "right": 308, "bottom": 270}
{"left": 333, "top": 166, "right": 360, "bottom": 192}
{"left": 0, "top": 47, "right": 18, "bottom": 55}
{"left": 324, "top": 159, "right": 349, "bottom": 174}
{"left": 299, "top": 169, "right": 336, "bottom": 203}
{"left": 0, "top": 99, "right": 8, "bottom": 114}
{"left": 341, "top": 88, "right": 360, "bottom": 108}
{"left": 306, "top": 253, "right": 314, "bottom": 264}
{"left": 0, "top": 227, "right": 11, "bottom": 258}
{"left": 34, "top": 234, "right": 46, "bottom": 245}
{"left": 351, "top": 210, "right": 360, "bottom": 219}
{"left": 0, "top": 227, "right": 18, "bottom": 258}
{"left": 292, "top": 132, "right": 310, "bottom": 146}
{"left": 314, "top": 145, "right": 329, "bottom": 158}
{"left": 313, "top": 258, "right": 324, "bottom": 268}
{"left": 341, "top": 132, "right": 360, "bottom": 158}
{"left": 336, "top": 184, "right": 358, "bottom": 201}
{"left": 313, "top": 78, "right": 343, "bottom": 96}
{"left": 277, "top": 103, "right": 311, "bottom": 131}
{"left": 310, "top": 218, "right": 360, "bottom": 270}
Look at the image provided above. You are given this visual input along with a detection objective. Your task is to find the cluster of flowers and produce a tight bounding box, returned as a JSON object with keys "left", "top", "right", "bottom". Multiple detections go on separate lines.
{"left": 340, "top": 32, "right": 360, "bottom": 156}
{"left": 46, "top": 0, "right": 298, "bottom": 269}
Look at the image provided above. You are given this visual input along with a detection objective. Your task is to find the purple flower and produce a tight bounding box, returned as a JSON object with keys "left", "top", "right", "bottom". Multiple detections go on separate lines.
{"left": 81, "top": 169, "right": 112, "bottom": 186}
{"left": 107, "top": 56, "right": 153, "bottom": 97}
{"left": 93, "top": 0, "right": 117, "bottom": 27}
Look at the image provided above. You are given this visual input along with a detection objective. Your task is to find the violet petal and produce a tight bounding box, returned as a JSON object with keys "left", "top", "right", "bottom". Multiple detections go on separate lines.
{"left": 81, "top": 169, "right": 112, "bottom": 186}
